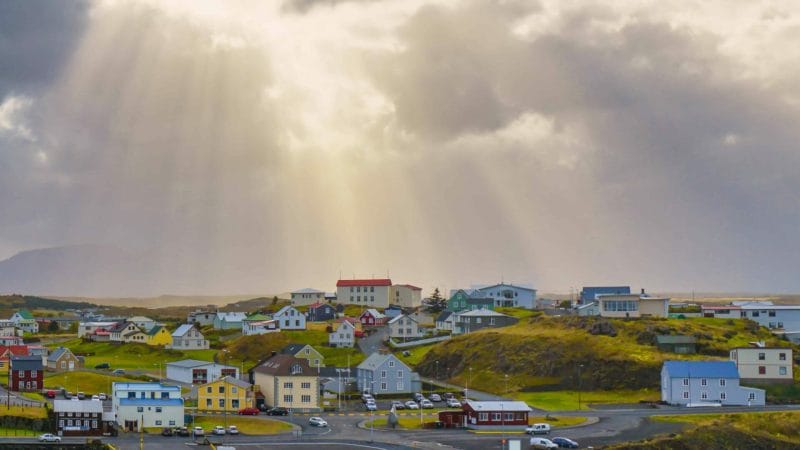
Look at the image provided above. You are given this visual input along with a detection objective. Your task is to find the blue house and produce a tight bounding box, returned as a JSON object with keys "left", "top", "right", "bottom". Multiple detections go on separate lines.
{"left": 447, "top": 290, "right": 494, "bottom": 312}
{"left": 213, "top": 312, "right": 247, "bottom": 330}
{"left": 660, "top": 360, "right": 765, "bottom": 406}
{"left": 579, "top": 286, "right": 630, "bottom": 305}
{"left": 356, "top": 353, "right": 420, "bottom": 395}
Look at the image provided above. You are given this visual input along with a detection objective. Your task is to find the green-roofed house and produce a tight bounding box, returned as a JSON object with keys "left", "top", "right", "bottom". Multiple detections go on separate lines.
{"left": 656, "top": 335, "right": 697, "bottom": 354}
{"left": 145, "top": 325, "right": 173, "bottom": 347}
{"left": 9, "top": 310, "right": 38, "bottom": 334}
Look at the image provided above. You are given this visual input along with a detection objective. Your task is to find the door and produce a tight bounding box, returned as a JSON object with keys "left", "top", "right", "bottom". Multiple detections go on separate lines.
{"left": 68, "top": 360, "right": 74, "bottom": 370}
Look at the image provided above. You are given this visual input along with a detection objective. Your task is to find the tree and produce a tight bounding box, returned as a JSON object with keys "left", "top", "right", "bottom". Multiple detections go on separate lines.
{"left": 47, "top": 320, "right": 60, "bottom": 333}
{"left": 423, "top": 288, "right": 447, "bottom": 313}
{"left": 271, "top": 296, "right": 278, "bottom": 306}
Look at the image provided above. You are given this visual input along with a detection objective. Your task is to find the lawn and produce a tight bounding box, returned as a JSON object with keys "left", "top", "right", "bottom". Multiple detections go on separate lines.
{"left": 191, "top": 416, "right": 293, "bottom": 435}
{"left": 0, "top": 427, "right": 39, "bottom": 437}
{"left": 44, "top": 370, "right": 141, "bottom": 395}
{"left": 18, "top": 392, "right": 45, "bottom": 402}
{"left": 49, "top": 339, "right": 219, "bottom": 372}
{"left": 0, "top": 405, "right": 48, "bottom": 420}
{"left": 396, "top": 343, "right": 437, "bottom": 366}
{"left": 365, "top": 417, "right": 437, "bottom": 429}
{"left": 514, "top": 389, "right": 659, "bottom": 411}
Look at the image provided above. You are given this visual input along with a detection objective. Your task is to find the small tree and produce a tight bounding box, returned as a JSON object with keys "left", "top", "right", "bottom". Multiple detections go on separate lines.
{"left": 271, "top": 296, "right": 278, "bottom": 306}
{"left": 47, "top": 320, "right": 60, "bottom": 333}
{"left": 423, "top": 288, "right": 447, "bottom": 313}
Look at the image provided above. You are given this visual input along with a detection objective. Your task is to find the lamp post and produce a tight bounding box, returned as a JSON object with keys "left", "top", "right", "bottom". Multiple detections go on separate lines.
{"left": 222, "top": 349, "right": 230, "bottom": 443}
{"left": 369, "top": 380, "right": 375, "bottom": 442}
{"left": 577, "top": 364, "right": 584, "bottom": 411}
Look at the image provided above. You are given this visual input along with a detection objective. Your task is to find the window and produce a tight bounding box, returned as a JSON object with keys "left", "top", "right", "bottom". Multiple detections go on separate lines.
{"left": 720, "top": 392, "right": 726, "bottom": 400}
{"left": 206, "top": 399, "right": 212, "bottom": 407}
{"left": 155, "top": 420, "right": 162, "bottom": 426}
{"left": 397, "top": 370, "right": 403, "bottom": 378}
{"left": 155, "top": 407, "right": 162, "bottom": 413}
{"left": 313, "top": 359, "right": 319, "bottom": 366}
{"left": 31, "top": 370, "right": 36, "bottom": 377}
{"left": 719, "top": 379, "right": 726, "bottom": 387}
{"left": 769, "top": 310, "right": 776, "bottom": 317}
{"left": 504, "top": 413, "right": 514, "bottom": 421}
{"left": 476, "top": 318, "right": 481, "bottom": 324}
{"left": 68, "top": 420, "right": 73, "bottom": 427}
{"left": 748, "top": 392, "right": 756, "bottom": 401}
{"left": 137, "top": 407, "right": 144, "bottom": 412}
{"left": 700, "top": 378, "right": 707, "bottom": 386}
{"left": 61, "top": 361, "right": 66, "bottom": 369}
{"left": 758, "top": 366, "right": 766, "bottom": 375}
{"left": 700, "top": 392, "right": 708, "bottom": 400}
{"left": 301, "top": 395, "right": 312, "bottom": 403}
{"left": 219, "top": 399, "right": 225, "bottom": 408}
{"left": 302, "top": 382, "right": 311, "bottom": 389}
{"left": 371, "top": 286, "right": 375, "bottom": 292}
{"left": 752, "top": 311, "right": 759, "bottom": 317}
{"left": 779, "top": 367, "right": 788, "bottom": 376}
{"left": 491, "top": 413, "right": 502, "bottom": 421}
{"left": 682, "top": 378, "right": 689, "bottom": 386}
{"left": 682, "top": 391, "right": 689, "bottom": 399}
{"left": 479, "top": 413, "right": 489, "bottom": 421}
{"left": 381, "top": 382, "right": 387, "bottom": 390}
{"left": 758, "top": 353, "right": 766, "bottom": 361}
{"left": 284, "top": 395, "right": 293, "bottom": 403}
{"left": 388, "top": 361, "right": 395, "bottom": 367}
{"left": 169, "top": 420, "right": 176, "bottom": 426}
{"left": 59, "top": 420, "right": 64, "bottom": 428}
{"left": 219, "top": 386, "right": 225, "bottom": 394}
{"left": 206, "top": 387, "right": 212, "bottom": 393}
{"left": 284, "top": 382, "right": 293, "bottom": 389}
{"left": 780, "top": 353, "right": 787, "bottom": 361}
{"left": 232, "top": 387, "right": 237, "bottom": 394}
{"left": 232, "top": 399, "right": 239, "bottom": 408}
{"left": 396, "top": 381, "right": 404, "bottom": 391}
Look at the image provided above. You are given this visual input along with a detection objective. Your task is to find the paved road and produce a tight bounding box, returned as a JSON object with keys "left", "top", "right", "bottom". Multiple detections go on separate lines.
{"left": 358, "top": 327, "right": 389, "bottom": 356}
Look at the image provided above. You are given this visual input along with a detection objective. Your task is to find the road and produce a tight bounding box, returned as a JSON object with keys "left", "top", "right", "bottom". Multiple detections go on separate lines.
{"left": 358, "top": 327, "right": 389, "bottom": 356}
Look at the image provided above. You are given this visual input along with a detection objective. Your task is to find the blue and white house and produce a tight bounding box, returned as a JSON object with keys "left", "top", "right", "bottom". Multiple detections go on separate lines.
{"left": 473, "top": 283, "right": 537, "bottom": 309}
{"left": 213, "top": 312, "right": 248, "bottom": 330}
{"left": 660, "top": 361, "right": 765, "bottom": 406}
{"left": 737, "top": 302, "right": 800, "bottom": 344}
{"left": 274, "top": 306, "right": 306, "bottom": 330}
{"left": 579, "top": 286, "right": 631, "bottom": 305}
{"left": 112, "top": 382, "right": 184, "bottom": 431}
{"left": 356, "top": 353, "right": 420, "bottom": 395}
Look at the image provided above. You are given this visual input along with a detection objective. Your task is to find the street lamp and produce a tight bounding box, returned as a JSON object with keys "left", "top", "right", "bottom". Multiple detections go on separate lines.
{"left": 369, "top": 380, "right": 375, "bottom": 443}
{"left": 577, "top": 364, "right": 584, "bottom": 411}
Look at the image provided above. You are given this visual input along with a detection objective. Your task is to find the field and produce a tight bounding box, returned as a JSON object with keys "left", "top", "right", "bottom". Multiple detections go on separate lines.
{"left": 223, "top": 328, "right": 365, "bottom": 369}
{"left": 0, "top": 405, "right": 48, "bottom": 420}
{"left": 44, "top": 370, "right": 142, "bottom": 395}
{"left": 515, "top": 389, "right": 659, "bottom": 411}
{"left": 191, "top": 416, "right": 293, "bottom": 434}
{"left": 365, "top": 417, "right": 436, "bottom": 429}
{"left": 50, "top": 339, "right": 218, "bottom": 372}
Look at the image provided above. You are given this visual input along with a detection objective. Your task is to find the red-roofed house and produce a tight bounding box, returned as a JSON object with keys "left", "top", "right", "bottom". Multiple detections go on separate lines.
{"left": 0, "top": 345, "right": 29, "bottom": 370}
{"left": 359, "top": 309, "right": 387, "bottom": 327}
{"left": 392, "top": 284, "right": 423, "bottom": 308}
{"left": 336, "top": 279, "right": 392, "bottom": 307}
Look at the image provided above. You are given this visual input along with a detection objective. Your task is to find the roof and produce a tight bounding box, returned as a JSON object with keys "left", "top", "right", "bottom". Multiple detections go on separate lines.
{"left": 333, "top": 321, "right": 355, "bottom": 331}
{"left": 112, "top": 382, "right": 181, "bottom": 391}
{"left": 172, "top": 324, "right": 198, "bottom": 337}
{"left": 465, "top": 400, "right": 531, "bottom": 412}
{"left": 146, "top": 325, "right": 165, "bottom": 336}
{"left": 388, "top": 314, "right": 416, "bottom": 325}
{"left": 457, "top": 309, "right": 510, "bottom": 317}
{"left": 580, "top": 286, "right": 631, "bottom": 300}
{"left": 280, "top": 344, "right": 316, "bottom": 355}
{"left": 337, "top": 279, "right": 392, "bottom": 287}
{"left": 656, "top": 335, "right": 697, "bottom": 344}
{"left": 335, "top": 317, "right": 358, "bottom": 325}
{"left": 128, "top": 316, "right": 153, "bottom": 322}
{"left": 252, "top": 354, "right": 313, "bottom": 376}
{"left": 739, "top": 304, "right": 800, "bottom": 310}
{"left": 53, "top": 399, "right": 103, "bottom": 413}
{"left": 216, "top": 312, "right": 247, "bottom": 322}
{"left": 0, "top": 345, "right": 29, "bottom": 357}
{"left": 203, "top": 376, "right": 251, "bottom": 389}
{"left": 244, "top": 313, "right": 271, "bottom": 321}
{"left": 274, "top": 306, "right": 298, "bottom": 316}
{"left": 476, "top": 283, "right": 536, "bottom": 293}
{"left": 47, "top": 347, "right": 74, "bottom": 362}
{"left": 10, "top": 355, "right": 42, "bottom": 370}
{"left": 165, "top": 359, "right": 218, "bottom": 369}
{"left": 357, "top": 352, "right": 408, "bottom": 371}
{"left": 292, "top": 288, "right": 324, "bottom": 294}
{"left": 119, "top": 398, "right": 183, "bottom": 407}
{"left": 308, "top": 302, "right": 333, "bottom": 310}
{"left": 435, "top": 311, "right": 452, "bottom": 322}
{"left": 394, "top": 284, "right": 422, "bottom": 290}
{"left": 14, "top": 309, "right": 34, "bottom": 320}
{"left": 662, "top": 360, "right": 740, "bottom": 379}
{"left": 701, "top": 305, "right": 741, "bottom": 310}
{"left": 108, "top": 321, "right": 131, "bottom": 332}
{"left": 360, "top": 309, "right": 385, "bottom": 319}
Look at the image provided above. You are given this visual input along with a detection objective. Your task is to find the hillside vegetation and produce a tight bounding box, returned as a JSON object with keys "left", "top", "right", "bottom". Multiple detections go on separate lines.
{"left": 415, "top": 314, "right": 794, "bottom": 393}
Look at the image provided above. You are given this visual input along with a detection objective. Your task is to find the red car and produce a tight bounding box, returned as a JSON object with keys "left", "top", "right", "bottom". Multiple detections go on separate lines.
{"left": 238, "top": 407, "right": 260, "bottom": 416}
{"left": 45, "top": 390, "right": 56, "bottom": 399}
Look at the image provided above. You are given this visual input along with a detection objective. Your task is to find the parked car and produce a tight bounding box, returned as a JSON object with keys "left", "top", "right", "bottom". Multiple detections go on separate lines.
{"left": 193, "top": 426, "right": 204, "bottom": 436}
{"left": 212, "top": 426, "right": 226, "bottom": 435}
{"left": 404, "top": 401, "right": 419, "bottom": 409}
{"left": 238, "top": 407, "right": 260, "bottom": 416}
{"left": 45, "top": 390, "right": 56, "bottom": 399}
{"left": 176, "top": 427, "right": 190, "bottom": 437}
{"left": 412, "top": 392, "right": 424, "bottom": 402}
{"left": 551, "top": 437, "right": 579, "bottom": 448}
{"left": 361, "top": 393, "right": 374, "bottom": 403}
{"left": 91, "top": 395, "right": 100, "bottom": 400}
{"left": 365, "top": 402, "right": 377, "bottom": 411}
{"left": 64, "top": 391, "right": 73, "bottom": 399}
{"left": 530, "top": 437, "right": 558, "bottom": 449}
{"left": 112, "top": 369, "right": 126, "bottom": 375}
{"left": 420, "top": 399, "right": 434, "bottom": 409}
{"left": 526, "top": 423, "right": 551, "bottom": 435}
{"left": 161, "top": 427, "right": 173, "bottom": 437}
{"left": 227, "top": 425, "right": 239, "bottom": 435}
{"left": 443, "top": 392, "right": 455, "bottom": 400}
{"left": 38, "top": 434, "right": 61, "bottom": 442}
{"left": 94, "top": 362, "right": 110, "bottom": 369}
{"left": 308, "top": 417, "right": 328, "bottom": 427}
{"left": 446, "top": 398, "right": 461, "bottom": 408}
{"left": 430, "top": 393, "right": 442, "bottom": 402}
{"left": 77, "top": 392, "right": 85, "bottom": 400}
{"left": 390, "top": 400, "right": 405, "bottom": 410}
{"left": 265, "top": 407, "right": 289, "bottom": 416}
{"left": 98, "top": 393, "right": 107, "bottom": 400}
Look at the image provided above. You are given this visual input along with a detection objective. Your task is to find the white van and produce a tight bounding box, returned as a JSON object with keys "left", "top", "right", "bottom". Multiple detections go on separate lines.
{"left": 525, "top": 423, "right": 551, "bottom": 435}
{"left": 530, "top": 437, "right": 558, "bottom": 449}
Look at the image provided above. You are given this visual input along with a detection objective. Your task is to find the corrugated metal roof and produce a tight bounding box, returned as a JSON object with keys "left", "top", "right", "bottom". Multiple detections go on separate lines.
{"left": 465, "top": 400, "right": 531, "bottom": 412}
{"left": 119, "top": 398, "right": 183, "bottom": 406}
{"left": 663, "top": 360, "right": 740, "bottom": 378}
{"left": 337, "top": 279, "right": 392, "bottom": 287}
{"left": 53, "top": 399, "right": 103, "bottom": 413}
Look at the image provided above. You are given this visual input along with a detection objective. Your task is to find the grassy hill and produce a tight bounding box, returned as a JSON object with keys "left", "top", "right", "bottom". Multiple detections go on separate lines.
{"left": 414, "top": 313, "right": 795, "bottom": 395}
{"left": 0, "top": 294, "right": 96, "bottom": 318}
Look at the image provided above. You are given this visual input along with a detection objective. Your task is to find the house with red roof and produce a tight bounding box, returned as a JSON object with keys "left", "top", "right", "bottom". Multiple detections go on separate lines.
{"left": 0, "top": 345, "right": 29, "bottom": 370}
{"left": 336, "top": 278, "right": 393, "bottom": 307}
{"left": 359, "top": 309, "right": 387, "bottom": 327}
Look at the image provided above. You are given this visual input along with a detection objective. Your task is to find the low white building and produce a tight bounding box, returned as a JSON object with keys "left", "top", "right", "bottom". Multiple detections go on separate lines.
{"left": 274, "top": 306, "right": 306, "bottom": 330}
{"left": 165, "top": 359, "right": 239, "bottom": 385}
{"left": 388, "top": 314, "right": 424, "bottom": 340}
{"left": 291, "top": 288, "right": 326, "bottom": 306}
{"left": 329, "top": 321, "right": 355, "bottom": 348}
{"left": 112, "top": 382, "right": 184, "bottom": 432}
{"left": 169, "top": 324, "right": 209, "bottom": 350}
{"left": 77, "top": 321, "right": 118, "bottom": 339}
{"left": 391, "top": 284, "right": 423, "bottom": 308}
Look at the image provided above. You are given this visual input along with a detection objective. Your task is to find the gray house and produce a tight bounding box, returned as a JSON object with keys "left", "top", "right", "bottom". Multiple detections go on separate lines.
{"left": 454, "top": 309, "right": 518, "bottom": 334}
{"left": 660, "top": 360, "right": 765, "bottom": 406}
{"left": 356, "top": 353, "right": 420, "bottom": 395}
{"left": 306, "top": 303, "right": 336, "bottom": 322}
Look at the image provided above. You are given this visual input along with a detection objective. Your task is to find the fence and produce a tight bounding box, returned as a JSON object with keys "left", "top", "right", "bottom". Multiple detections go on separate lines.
{"left": 389, "top": 335, "right": 451, "bottom": 348}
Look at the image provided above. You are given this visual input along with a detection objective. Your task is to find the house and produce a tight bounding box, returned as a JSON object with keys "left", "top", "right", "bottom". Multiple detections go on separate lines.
{"left": 598, "top": 290, "right": 669, "bottom": 318}
{"left": 660, "top": 360, "right": 765, "bottom": 406}
{"left": 109, "top": 321, "right": 141, "bottom": 342}
{"left": 656, "top": 335, "right": 697, "bottom": 354}
{"left": 359, "top": 309, "right": 387, "bottom": 327}
{"left": 447, "top": 290, "right": 494, "bottom": 313}
{"left": 700, "top": 305, "right": 742, "bottom": 319}
{"left": 187, "top": 308, "right": 217, "bottom": 326}
{"left": 329, "top": 321, "right": 355, "bottom": 348}
{"left": 213, "top": 312, "right": 248, "bottom": 330}
{"left": 251, "top": 355, "right": 320, "bottom": 411}
{"left": 54, "top": 399, "right": 114, "bottom": 436}
{"left": 306, "top": 303, "right": 336, "bottom": 322}
{"left": 730, "top": 344, "right": 794, "bottom": 384}
{"left": 46, "top": 347, "right": 84, "bottom": 371}
{"left": 579, "top": 286, "right": 631, "bottom": 306}
{"left": 453, "top": 309, "right": 518, "bottom": 334}
{"left": 356, "top": 352, "right": 420, "bottom": 395}
{"left": 274, "top": 306, "right": 306, "bottom": 330}
{"left": 0, "top": 336, "right": 23, "bottom": 346}
{"left": 737, "top": 303, "right": 800, "bottom": 343}
{"left": 384, "top": 304, "right": 404, "bottom": 319}
{"left": 391, "top": 284, "right": 423, "bottom": 308}
{"left": 291, "top": 288, "right": 326, "bottom": 306}
{"left": 439, "top": 401, "right": 532, "bottom": 430}
{"left": 89, "top": 327, "right": 112, "bottom": 342}
{"left": 242, "top": 316, "right": 279, "bottom": 336}
{"left": 123, "top": 328, "right": 147, "bottom": 344}
{"left": 388, "top": 314, "right": 424, "bottom": 340}
{"left": 145, "top": 326, "right": 172, "bottom": 346}
{"left": 127, "top": 316, "right": 157, "bottom": 331}
{"left": 336, "top": 278, "right": 393, "bottom": 307}
{"left": 435, "top": 311, "right": 455, "bottom": 332}
{"left": 197, "top": 376, "right": 253, "bottom": 413}
{"left": 112, "top": 382, "right": 184, "bottom": 431}
{"left": 169, "top": 324, "right": 209, "bottom": 350}
{"left": 77, "top": 321, "right": 119, "bottom": 339}
{"left": 408, "top": 311, "right": 434, "bottom": 327}
{"left": 474, "top": 283, "right": 537, "bottom": 309}
{"left": 165, "top": 359, "right": 238, "bottom": 385}
{"left": 280, "top": 344, "right": 325, "bottom": 369}
{"left": 576, "top": 302, "right": 600, "bottom": 316}
{"left": 0, "top": 345, "right": 29, "bottom": 370}
{"left": 9, "top": 310, "right": 38, "bottom": 334}
{"left": 8, "top": 355, "right": 43, "bottom": 392}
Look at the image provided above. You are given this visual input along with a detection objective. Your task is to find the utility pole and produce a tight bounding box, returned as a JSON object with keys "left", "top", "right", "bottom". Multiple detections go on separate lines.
{"left": 578, "top": 364, "right": 584, "bottom": 410}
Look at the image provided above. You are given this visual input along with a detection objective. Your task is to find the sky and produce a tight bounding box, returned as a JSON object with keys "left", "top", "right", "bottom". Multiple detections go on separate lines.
{"left": 1, "top": 0, "right": 800, "bottom": 296}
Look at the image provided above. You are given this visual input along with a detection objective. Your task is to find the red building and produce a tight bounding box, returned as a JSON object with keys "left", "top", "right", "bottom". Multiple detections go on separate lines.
{"left": 438, "top": 401, "right": 531, "bottom": 429}
{"left": 9, "top": 355, "right": 43, "bottom": 392}
{"left": 358, "top": 309, "right": 387, "bottom": 327}
{"left": 0, "top": 345, "right": 29, "bottom": 371}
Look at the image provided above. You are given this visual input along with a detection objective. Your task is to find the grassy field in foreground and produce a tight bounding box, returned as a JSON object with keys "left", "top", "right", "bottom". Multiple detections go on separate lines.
{"left": 0, "top": 405, "right": 48, "bottom": 420}
{"left": 44, "top": 370, "right": 141, "bottom": 395}
{"left": 191, "top": 416, "right": 293, "bottom": 435}
{"left": 49, "top": 339, "right": 218, "bottom": 371}
{"left": 0, "top": 427, "right": 39, "bottom": 437}
{"left": 366, "top": 417, "right": 436, "bottom": 429}
{"left": 514, "top": 389, "right": 659, "bottom": 411}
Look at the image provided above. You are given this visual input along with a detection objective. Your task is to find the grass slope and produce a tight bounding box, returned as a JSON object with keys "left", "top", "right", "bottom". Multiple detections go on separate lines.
{"left": 43, "top": 370, "right": 141, "bottom": 394}
{"left": 224, "top": 329, "right": 365, "bottom": 369}
{"left": 50, "top": 339, "right": 218, "bottom": 371}
{"left": 191, "top": 416, "right": 293, "bottom": 434}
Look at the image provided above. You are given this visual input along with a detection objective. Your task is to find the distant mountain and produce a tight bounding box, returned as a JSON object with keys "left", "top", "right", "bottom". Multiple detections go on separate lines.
{"left": 0, "top": 244, "right": 157, "bottom": 297}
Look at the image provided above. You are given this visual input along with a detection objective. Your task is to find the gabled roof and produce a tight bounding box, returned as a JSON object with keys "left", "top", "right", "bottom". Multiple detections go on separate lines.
{"left": 253, "top": 354, "right": 313, "bottom": 376}
{"left": 203, "top": 376, "right": 251, "bottom": 389}
{"left": 172, "top": 324, "right": 199, "bottom": 337}
{"left": 308, "top": 302, "right": 333, "bottom": 310}
{"left": 274, "top": 306, "right": 299, "bottom": 316}
{"left": 435, "top": 311, "right": 452, "bottom": 322}
{"left": 360, "top": 309, "right": 385, "bottom": 319}
{"left": 10, "top": 355, "right": 42, "bottom": 370}
{"left": 280, "top": 344, "right": 317, "bottom": 356}
{"left": 54, "top": 399, "right": 103, "bottom": 413}
{"left": 337, "top": 279, "right": 392, "bottom": 287}
{"left": 476, "top": 283, "right": 536, "bottom": 293}
{"left": 165, "top": 359, "right": 217, "bottom": 368}
{"left": 394, "top": 284, "right": 422, "bottom": 290}
{"left": 108, "top": 321, "right": 133, "bottom": 333}
{"left": 146, "top": 325, "right": 165, "bottom": 336}
{"left": 0, "top": 345, "right": 29, "bottom": 357}
{"left": 663, "top": 360, "right": 739, "bottom": 378}
{"left": 292, "top": 288, "right": 324, "bottom": 294}
{"left": 216, "top": 312, "right": 247, "bottom": 322}
{"left": 388, "top": 314, "right": 417, "bottom": 325}
{"left": 457, "top": 309, "right": 510, "bottom": 317}
{"left": 14, "top": 309, "right": 34, "bottom": 320}
{"left": 47, "top": 347, "right": 75, "bottom": 362}
{"left": 333, "top": 321, "right": 355, "bottom": 331}
{"left": 357, "top": 352, "right": 408, "bottom": 371}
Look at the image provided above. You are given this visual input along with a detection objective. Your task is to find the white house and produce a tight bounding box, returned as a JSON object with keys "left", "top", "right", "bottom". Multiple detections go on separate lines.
{"left": 290, "top": 288, "right": 326, "bottom": 306}
{"left": 388, "top": 314, "right": 424, "bottom": 340}
{"left": 165, "top": 359, "right": 239, "bottom": 384}
{"left": 9, "top": 310, "right": 38, "bottom": 334}
{"left": 576, "top": 302, "right": 600, "bottom": 316}
{"left": 660, "top": 360, "right": 765, "bottom": 406}
{"left": 109, "top": 322, "right": 142, "bottom": 342}
{"left": 474, "top": 283, "right": 537, "bottom": 309}
{"left": 187, "top": 308, "right": 217, "bottom": 326}
{"left": 598, "top": 291, "right": 669, "bottom": 318}
{"left": 213, "top": 312, "right": 248, "bottom": 330}
{"left": 168, "top": 324, "right": 209, "bottom": 350}
{"left": 328, "top": 321, "right": 355, "bottom": 348}
{"left": 242, "top": 314, "right": 279, "bottom": 336}
{"left": 336, "top": 279, "right": 393, "bottom": 307}
{"left": 112, "top": 382, "right": 184, "bottom": 431}
{"left": 127, "top": 316, "right": 157, "bottom": 331}
{"left": 391, "top": 284, "right": 423, "bottom": 308}
{"left": 77, "top": 321, "right": 119, "bottom": 338}
{"left": 738, "top": 303, "right": 800, "bottom": 343}
{"left": 435, "top": 311, "right": 455, "bottom": 332}
{"left": 274, "top": 306, "right": 306, "bottom": 330}
{"left": 730, "top": 344, "right": 794, "bottom": 383}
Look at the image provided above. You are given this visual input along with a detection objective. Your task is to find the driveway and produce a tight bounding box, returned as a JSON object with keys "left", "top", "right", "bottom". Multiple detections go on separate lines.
{"left": 358, "top": 327, "right": 389, "bottom": 356}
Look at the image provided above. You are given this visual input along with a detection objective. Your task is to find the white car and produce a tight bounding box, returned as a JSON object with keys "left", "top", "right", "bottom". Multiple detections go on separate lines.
{"left": 365, "top": 402, "right": 377, "bottom": 411}
{"left": 38, "top": 434, "right": 61, "bottom": 442}
{"left": 446, "top": 399, "right": 461, "bottom": 408}
{"left": 420, "top": 399, "right": 434, "bottom": 409}
{"left": 98, "top": 393, "right": 107, "bottom": 400}
{"left": 91, "top": 395, "right": 100, "bottom": 400}
{"left": 212, "top": 425, "right": 226, "bottom": 435}
{"left": 429, "top": 393, "right": 442, "bottom": 402}
{"left": 526, "top": 423, "right": 551, "bottom": 435}
{"left": 193, "top": 426, "right": 204, "bottom": 436}
{"left": 308, "top": 416, "right": 328, "bottom": 427}
{"left": 404, "top": 401, "right": 419, "bottom": 409}
{"left": 227, "top": 425, "right": 239, "bottom": 435}
{"left": 530, "top": 437, "right": 558, "bottom": 449}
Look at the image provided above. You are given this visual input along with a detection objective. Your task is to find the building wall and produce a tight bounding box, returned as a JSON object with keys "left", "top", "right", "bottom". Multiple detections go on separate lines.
{"left": 476, "top": 285, "right": 536, "bottom": 309}
{"left": 741, "top": 308, "right": 800, "bottom": 334}
{"left": 116, "top": 404, "right": 184, "bottom": 430}
{"left": 329, "top": 323, "right": 354, "bottom": 348}
{"left": 730, "top": 348, "right": 794, "bottom": 382}
{"left": 660, "top": 370, "right": 765, "bottom": 406}
{"left": 337, "top": 285, "right": 391, "bottom": 308}
{"left": 389, "top": 317, "right": 422, "bottom": 339}
{"left": 197, "top": 379, "right": 252, "bottom": 412}
{"left": 146, "top": 329, "right": 172, "bottom": 346}
{"left": 170, "top": 328, "right": 209, "bottom": 350}
{"left": 166, "top": 364, "right": 238, "bottom": 385}
{"left": 253, "top": 373, "right": 319, "bottom": 411}
{"left": 48, "top": 353, "right": 82, "bottom": 371}
{"left": 291, "top": 347, "right": 325, "bottom": 368}
{"left": 9, "top": 369, "right": 43, "bottom": 391}
{"left": 391, "top": 286, "right": 422, "bottom": 308}
{"left": 640, "top": 298, "right": 669, "bottom": 317}
{"left": 291, "top": 292, "right": 325, "bottom": 306}
{"left": 276, "top": 308, "right": 306, "bottom": 330}
{"left": 357, "top": 357, "right": 415, "bottom": 394}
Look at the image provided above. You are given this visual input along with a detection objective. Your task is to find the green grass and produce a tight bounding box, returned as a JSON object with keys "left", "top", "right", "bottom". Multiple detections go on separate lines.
{"left": 396, "top": 343, "right": 437, "bottom": 366}
{"left": 0, "top": 405, "right": 48, "bottom": 419}
{"left": 191, "top": 416, "right": 293, "bottom": 434}
{"left": 514, "top": 389, "right": 659, "bottom": 411}
{"left": 49, "top": 339, "right": 219, "bottom": 372}
{"left": 44, "top": 370, "right": 141, "bottom": 395}
{"left": 0, "top": 428, "right": 39, "bottom": 437}
{"left": 366, "top": 417, "right": 436, "bottom": 429}
{"left": 223, "top": 329, "right": 366, "bottom": 369}
{"left": 18, "top": 392, "right": 45, "bottom": 402}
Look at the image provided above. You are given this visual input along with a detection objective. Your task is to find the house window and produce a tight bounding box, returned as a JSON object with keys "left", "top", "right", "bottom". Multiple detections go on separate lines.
{"left": 719, "top": 379, "right": 726, "bottom": 387}
{"left": 61, "top": 361, "right": 66, "bottom": 369}
{"left": 758, "top": 353, "right": 765, "bottom": 361}
{"left": 313, "top": 359, "right": 319, "bottom": 366}
{"left": 381, "top": 371, "right": 387, "bottom": 379}
{"left": 219, "top": 399, "right": 225, "bottom": 408}
{"left": 206, "top": 399, "right": 212, "bottom": 407}
{"left": 169, "top": 420, "right": 176, "bottom": 426}
{"left": 219, "top": 386, "right": 225, "bottom": 394}
{"left": 155, "top": 420, "right": 162, "bottom": 426}
{"left": 284, "top": 395, "right": 293, "bottom": 403}
{"left": 682, "top": 392, "right": 689, "bottom": 399}
{"left": 700, "top": 392, "right": 708, "bottom": 400}
{"left": 232, "top": 387, "right": 237, "bottom": 394}
{"left": 491, "top": 413, "right": 501, "bottom": 421}
{"left": 700, "top": 378, "right": 707, "bottom": 386}
{"left": 397, "top": 370, "right": 403, "bottom": 378}
{"left": 284, "top": 382, "right": 293, "bottom": 389}
{"left": 779, "top": 367, "right": 788, "bottom": 376}
{"left": 682, "top": 378, "right": 689, "bottom": 386}
{"left": 301, "top": 395, "right": 311, "bottom": 403}
{"left": 137, "top": 407, "right": 144, "bottom": 412}
{"left": 748, "top": 392, "right": 756, "bottom": 401}
{"left": 381, "top": 382, "right": 387, "bottom": 390}
{"left": 779, "top": 353, "right": 787, "bottom": 361}
{"left": 302, "top": 382, "right": 311, "bottom": 389}
{"left": 396, "top": 381, "right": 404, "bottom": 391}
{"left": 752, "top": 311, "right": 759, "bottom": 317}
{"left": 207, "top": 387, "right": 212, "bottom": 393}
{"left": 769, "top": 310, "right": 776, "bottom": 317}
{"left": 758, "top": 366, "right": 766, "bottom": 375}
{"left": 59, "top": 420, "right": 64, "bottom": 428}
{"left": 68, "top": 420, "right": 73, "bottom": 427}
{"left": 232, "top": 399, "right": 239, "bottom": 408}
{"left": 504, "top": 413, "right": 514, "bottom": 421}
{"left": 478, "top": 413, "right": 489, "bottom": 421}
{"left": 155, "top": 407, "right": 162, "bottom": 413}
{"left": 389, "top": 361, "right": 395, "bottom": 367}
{"left": 720, "top": 392, "right": 726, "bottom": 400}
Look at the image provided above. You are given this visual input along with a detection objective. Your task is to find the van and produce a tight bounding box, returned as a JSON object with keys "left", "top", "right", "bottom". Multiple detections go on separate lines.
{"left": 525, "top": 423, "right": 551, "bottom": 435}
{"left": 530, "top": 437, "right": 558, "bottom": 449}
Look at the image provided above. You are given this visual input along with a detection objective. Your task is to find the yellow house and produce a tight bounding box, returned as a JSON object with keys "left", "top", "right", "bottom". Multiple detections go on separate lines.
{"left": 145, "top": 325, "right": 173, "bottom": 346}
{"left": 198, "top": 376, "right": 253, "bottom": 413}
{"left": 252, "top": 355, "right": 320, "bottom": 412}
